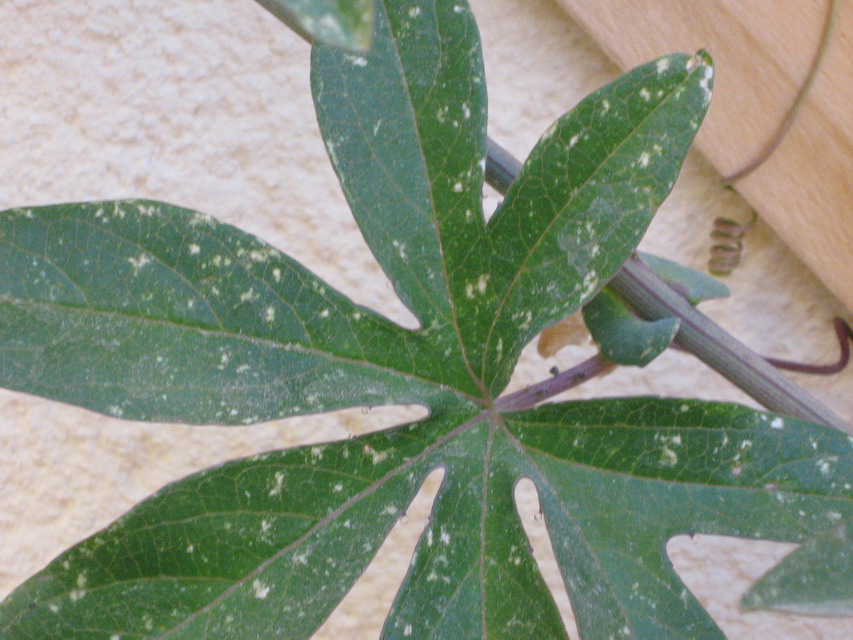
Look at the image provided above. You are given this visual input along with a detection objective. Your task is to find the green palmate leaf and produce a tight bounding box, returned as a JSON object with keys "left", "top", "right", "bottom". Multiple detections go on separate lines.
{"left": 0, "top": 201, "right": 469, "bottom": 424}
{"left": 0, "top": 406, "right": 476, "bottom": 639}
{"left": 6, "top": 1, "right": 847, "bottom": 638}
{"left": 255, "top": 0, "right": 375, "bottom": 51}
{"left": 637, "top": 252, "right": 729, "bottom": 305}
{"left": 311, "top": 0, "right": 488, "bottom": 396}
{"left": 742, "top": 515, "right": 853, "bottom": 616}
{"left": 582, "top": 287, "right": 680, "bottom": 366}
{"left": 504, "top": 399, "right": 853, "bottom": 639}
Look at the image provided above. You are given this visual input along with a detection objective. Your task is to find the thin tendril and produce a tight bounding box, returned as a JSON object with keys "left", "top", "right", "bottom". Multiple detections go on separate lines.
{"left": 722, "top": 0, "right": 840, "bottom": 183}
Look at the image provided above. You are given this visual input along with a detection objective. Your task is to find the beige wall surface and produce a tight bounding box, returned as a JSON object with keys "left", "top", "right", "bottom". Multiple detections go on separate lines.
{"left": 1, "top": 1, "right": 851, "bottom": 638}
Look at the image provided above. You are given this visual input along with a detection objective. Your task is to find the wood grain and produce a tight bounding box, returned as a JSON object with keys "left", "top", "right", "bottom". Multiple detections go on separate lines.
{"left": 556, "top": 0, "right": 853, "bottom": 314}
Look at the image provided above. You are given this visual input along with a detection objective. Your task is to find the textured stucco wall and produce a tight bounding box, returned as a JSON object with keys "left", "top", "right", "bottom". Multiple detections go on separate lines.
{"left": 1, "top": 0, "right": 851, "bottom": 638}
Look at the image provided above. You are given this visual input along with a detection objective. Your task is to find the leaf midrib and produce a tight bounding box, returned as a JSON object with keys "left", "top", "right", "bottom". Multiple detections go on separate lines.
{"left": 0, "top": 297, "right": 481, "bottom": 404}
{"left": 380, "top": 0, "right": 489, "bottom": 401}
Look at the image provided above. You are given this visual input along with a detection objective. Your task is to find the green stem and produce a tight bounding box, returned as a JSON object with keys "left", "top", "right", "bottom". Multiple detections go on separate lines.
{"left": 485, "top": 138, "right": 850, "bottom": 433}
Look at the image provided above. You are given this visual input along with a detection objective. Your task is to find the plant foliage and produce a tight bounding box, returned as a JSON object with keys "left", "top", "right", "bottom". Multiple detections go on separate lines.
{"left": 1, "top": 1, "right": 851, "bottom": 638}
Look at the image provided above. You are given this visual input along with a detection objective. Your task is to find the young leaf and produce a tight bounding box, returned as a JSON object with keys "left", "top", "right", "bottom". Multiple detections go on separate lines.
{"left": 0, "top": 407, "right": 476, "bottom": 639}
{"left": 637, "top": 252, "right": 730, "bottom": 305}
{"left": 480, "top": 51, "right": 714, "bottom": 394}
{"left": 504, "top": 399, "right": 853, "bottom": 639}
{"left": 311, "top": 0, "right": 488, "bottom": 390}
{"left": 582, "top": 287, "right": 680, "bottom": 366}
{"left": 741, "top": 515, "right": 853, "bottom": 616}
{"left": 0, "top": 201, "right": 471, "bottom": 424}
{"left": 579, "top": 256, "right": 724, "bottom": 366}
{"left": 255, "top": 0, "right": 375, "bottom": 51}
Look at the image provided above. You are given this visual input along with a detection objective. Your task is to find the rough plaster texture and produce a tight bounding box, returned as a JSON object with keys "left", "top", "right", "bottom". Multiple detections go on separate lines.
{"left": 1, "top": 0, "right": 851, "bottom": 638}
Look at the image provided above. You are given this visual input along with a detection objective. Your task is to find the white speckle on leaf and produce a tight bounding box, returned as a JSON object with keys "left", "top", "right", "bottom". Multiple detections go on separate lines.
{"left": 108, "top": 405, "right": 124, "bottom": 417}
{"left": 569, "top": 133, "right": 580, "bottom": 148}
{"left": 465, "top": 274, "right": 489, "bottom": 298}
{"left": 240, "top": 288, "right": 257, "bottom": 302}
{"left": 320, "top": 309, "right": 330, "bottom": 318}
{"left": 453, "top": 181, "right": 463, "bottom": 193}
{"left": 404, "top": 624, "right": 413, "bottom": 636}
{"left": 363, "top": 444, "right": 389, "bottom": 465}
{"left": 248, "top": 249, "right": 274, "bottom": 262}
{"left": 333, "top": 483, "right": 343, "bottom": 492}
{"left": 190, "top": 211, "right": 214, "bottom": 227}
{"left": 272, "top": 267, "right": 282, "bottom": 282}
{"left": 345, "top": 54, "right": 367, "bottom": 67}
{"left": 816, "top": 456, "right": 837, "bottom": 476}
{"left": 440, "top": 526, "right": 451, "bottom": 545}
{"left": 408, "top": 6, "right": 421, "bottom": 17}
{"left": 252, "top": 579, "right": 271, "bottom": 599}
{"left": 700, "top": 64, "right": 714, "bottom": 97}
{"left": 640, "top": 87, "right": 651, "bottom": 101}
{"left": 581, "top": 270, "right": 598, "bottom": 298}
{"left": 657, "top": 58, "right": 670, "bottom": 74}
{"left": 188, "top": 244, "right": 201, "bottom": 255}
{"left": 269, "top": 471, "right": 285, "bottom": 497}
{"left": 512, "top": 310, "right": 533, "bottom": 330}
{"left": 186, "top": 544, "right": 194, "bottom": 553}
{"left": 382, "top": 504, "right": 398, "bottom": 515}
{"left": 770, "top": 417, "right": 784, "bottom": 430}
{"left": 128, "top": 254, "right": 152, "bottom": 274}
{"left": 638, "top": 151, "right": 651, "bottom": 167}
{"left": 264, "top": 306, "right": 275, "bottom": 323}
{"left": 462, "top": 102, "right": 471, "bottom": 119}
{"left": 601, "top": 99, "right": 610, "bottom": 112}
{"left": 659, "top": 447, "right": 678, "bottom": 467}
{"left": 69, "top": 572, "right": 87, "bottom": 601}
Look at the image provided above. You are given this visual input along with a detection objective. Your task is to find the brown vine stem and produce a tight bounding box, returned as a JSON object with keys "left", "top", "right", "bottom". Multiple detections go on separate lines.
{"left": 494, "top": 354, "right": 616, "bottom": 413}
{"left": 485, "top": 138, "right": 851, "bottom": 433}
{"left": 721, "top": 0, "right": 840, "bottom": 183}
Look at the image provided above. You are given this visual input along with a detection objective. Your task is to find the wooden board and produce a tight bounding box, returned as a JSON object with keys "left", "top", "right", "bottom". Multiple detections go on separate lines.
{"left": 556, "top": 0, "right": 853, "bottom": 314}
